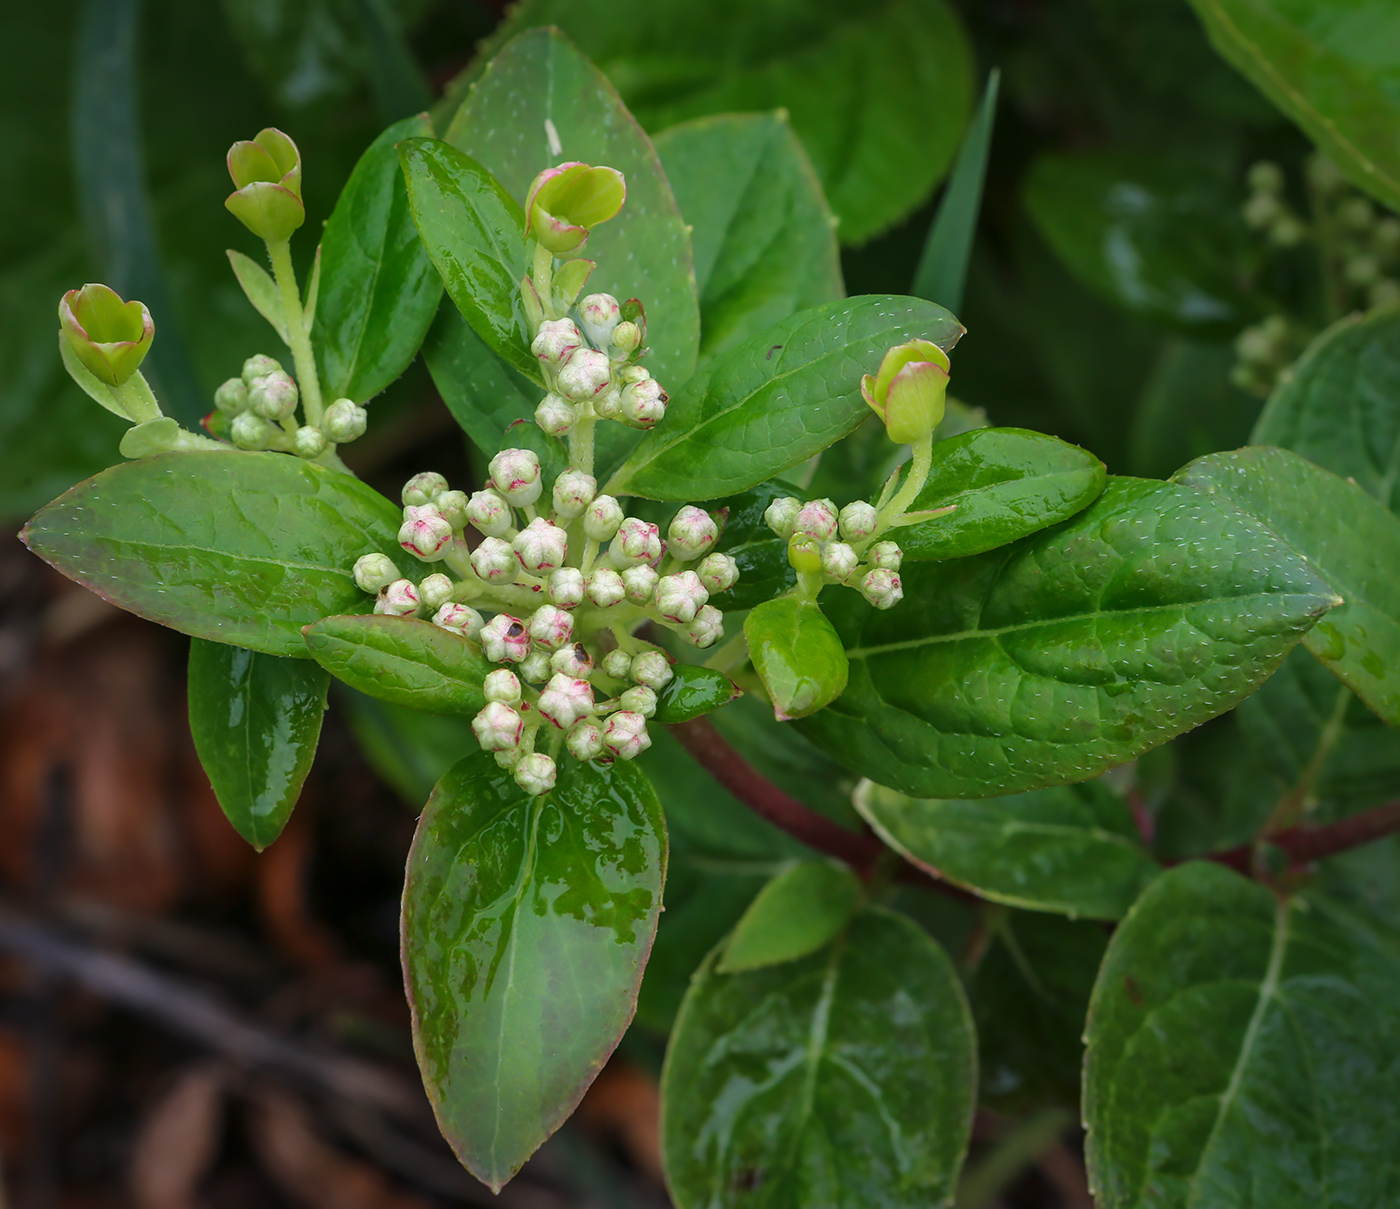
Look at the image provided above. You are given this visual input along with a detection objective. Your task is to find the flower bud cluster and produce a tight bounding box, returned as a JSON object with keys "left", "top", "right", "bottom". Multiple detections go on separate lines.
{"left": 765, "top": 494, "right": 903, "bottom": 610}
{"left": 528, "top": 309, "right": 670, "bottom": 435}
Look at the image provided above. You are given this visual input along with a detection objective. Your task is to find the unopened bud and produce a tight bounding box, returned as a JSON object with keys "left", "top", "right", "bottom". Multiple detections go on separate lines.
{"left": 630, "top": 651, "right": 673, "bottom": 690}
{"left": 839, "top": 500, "right": 879, "bottom": 541}
{"left": 787, "top": 533, "right": 824, "bottom": 575}
{"left": 668, "top": 506, "right": 719, "bottom": 560}
{"left": 579, "top": 293, "right": 621, "bottom": 348}
{"left": 620, "top": 685, "right": 657, "bottom": 718}
{"left": 1247, "top": 161, "right": 1283, "bottom": 194}
{"left": 603, "top": 711, "right": 651, "bottom": 760}
{"left": 601, "top": 649, "right": 633, "bottom": 680}
{"left": 242, "top": 354, "right": 282, "bottom": 383}
{"left": 399, "top": 504, "right": 454, "bottom": 562}
{"left": 861, "top": 339, "right": 950, "bottom": 443}
{"left": 436, "top": 490, "right": 470, "bottom": 529}
{"left": 1243, "top": 192, "right": 1281, "bottom": 230}
{"left": 518, "top": 650, "right": 552, "bottom": 683}
{"left": 433, "top": 601, "right": 484, "bottom": 638}
{"left": 685, "top": 604, "right": 724, "bottom": 648}
{"left": 764, "top": 496, "right": 802, "bottom": 538}
{"left": 566, "top": 717, "right": 606, "bottom": 761}
{"left": 608, "top": 517, "right": 662, "bottom": 568}
{"left": 293, "top": 425, "right": 325, "bottom": 458}
{"left": 621, "top": 365, "right": 650, "bottom": 385}
{"left": 472, "top": 701, "right": 523, "bottom": 751}
{"left": 513, "top": 517, "right": 569, "bottom": 574}
{"left": 470, "top": 537, "right": 517, "bottom": 584}
{"left": 376, "top": 578, "right": 420, "bottom": 616}
{"left": 225, "top": 128, "right": 304, "bottom": 242}
{"left": 419, "top": 573, "right": 455, "bottom": 610}
{"left": 524, "top": 162, "right": 626, "bottom": 255}
{"left": 535, "top": 393, "right": 576, "bottom": 436}
{"left": 466, "top": 490, "right": 512, "bottom": 538}
{"left": 594, "top": 385, "right": 622, "bottom": 419}
{"left": 514, "top": 753, "right": 557, "bottom": 796}
{"left": 231, "top": 412, "right": 274, "bottom": 450}
{"left": 480, "top": 613, "right": 531, "bottom": 663}
{"left": 552, "top": 469, "right": 597, "bottom": 519}
{"left": 821, "top": 542, "right": 859, "bottom": 580}
{"left": 611, "top": 321, "right": 640, "bottom": 353}
{"left": 860, "top": 568, "right": 903, "bottom": 609}
{"left": 353, "top": 553, "right": 398, "bottom": 593}
{"left": 586, "top": 567, "right": 625, "bottom": 608}
{"left": 532, "top": 318, "right": 581, "bottom": 367}
{"left": 539, "top": 673, "right": 595, "bottom": 729}
{"left": 402, "top": 471, "right": 448, "bottom": 507}
{"left": 794, "top": 498, "right": 839, "bottom": 542}
{"left": 528, "top": 604, "right": 574, "bottom": 650}
{"left": 868, "top": 541, "right": 902, "bottom": 571}
{"left": 583, "top": 495, "right": 625, "bottom": 540}
{"left": 622, "top": 564, "right": 659, "bottom": 605}
{"left": 215, "top": 377, "right": 249, "bottom": 413}
{"left": 58, "top": 284, "right": 154, "bottom": 388}
{"left": 489, "top": 448, "right": 542, "bottom": 506}
{"left": 557, "top": 347, "right": 612, "bottom": 402}
{"left": 483, "top": 669, "right": 522, "bottom": 704}
{"left": 323, "top": 398, "right": 367, "bottom": 442}
{"left": 547, "top": 567, "right": 586, "bottom": 609}
{"left": 654, "top": 570, "right": 708, "bottom": 624}
{"left": 551, "top": 642, "right": 593, "bottom": 677}
{"left": 619, "top": 377, "right": 667, "bottom": 428}
{"left": 248, "top": 370, "right": 298, "bottom": 420}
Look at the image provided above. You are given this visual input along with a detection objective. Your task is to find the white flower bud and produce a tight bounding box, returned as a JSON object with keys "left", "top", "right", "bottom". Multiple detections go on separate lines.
{"left": 512, "top": 517, "right": 569, "bottom": 574}
{"left": 603, "top": 711, "right": 651, "bottom": 760}
{"left": 470, "top": 537, "right": 517, "bottom": 584}
{"left": 215, "top": 377, "right": 249, "bottom": 413}
{"left": 231, "top": 412, "right": 274, "bottom": 450}
{"left": 668, "top": 505, "right": 719, "bottom": 560}
{"left": 514, "top": 753, "right": 557, "bottom": 796}
{"left": 583, "top": 495, "right": 625, "bottom": 541}
{"left": 594, "top": 385, "right": 622, "bottom": 419}
{"left": 323, "top": 398, "right": 368, "bottom": 442}
{"left": 539, "top": 673, "right": 595, "bottom": 729}
{"left": 630, "top": 652, "right": 673, "bottom": 690}
{"left": 489, "top": 448, "right": 543, "bottom": 506}
{"left": 353, "top": 553, "right": 398, "bottom": 593}
{"left": 619, "top": 377, "right": 667, "bottom": 428}
{"left": 619, "top": 685, "right": 657, "bottom": 718}
{"left": 621, "top": 365, "right": 650, "bottom": 385}
{"left": 608, "top": 517, "right": 662, "bottom": 568}
{"left": 557, "top": 347, "right": 612, "bottom": 402}
{"left": 535, "top": 393, "right": 576, "bottom": 436}
{"left": 400, "top": 471, "right": 445, "bottom": 507}
{"left": 551, "top": 642, "right": 593, "bottom": 677}
{"left": 685, "top": 604, "right": 724, "bottom": 648}
{"left": 868, "top": 541, "right": 902, "bottom": 571}
{"left": 241, "top": 353, "right": 282, "bottom": 384}
{"left": 436, "top": 490, "right": 470, "bottom": 529}
{"left": 375, "top": 579, "right": 420, "bottom": 616}
{"left": 399, "top": 504, "right": 454, "bottom": 562}
{"left": 821, "top": 542, "right": 859, "bottom": 580}
{"left": 654, "top": 570, "right": 708, "bottom": 624}
{"left": 566, "top": 717, "right": 606, "bottom": 761}
{"left": 419, "top": 573, "right": 455, "bottom": 610}
{"left": 861, "top": 568, "right": 903, "bottom": 609}
{"left": 697, "top": 552, "right": 739, "bottom": 594}
{"left": 495, "top": 748, "right": 521, "bottom": 768}
{"left": 433, "top": 601, "right": 483, "bottom": 638}
{"left": 547, "top": 567, "right": 586, "bottom": 609}
{"left": 531, "top": 318, "right": 582, "bottom": 367}
{"left": 839, "top": 500, "right": 879, "bottom": 541}
{"left": 764, "top": 496, "right": 802, "bottom": 538}
{"left": 586, "top": 567, "right": 626, "bottom": 608}
{"left": 472, "top": 701, "right": 522, "bottom": 751}
{"left": 601, "top": 649, "right": 633, "bottom": 680}
{"left": 611, "top": 321, "right": 640, "bottom": 353}
{"left": 293, "top": 426, "right": 326, "bottom": 458}
{"left": 518, "top": 650, "right": 552, "bottom": 683}
{"left": 794, "top": 498, "right": 839, "bottom": 542}
{"left": 466, "top": 489, "right": 512, "bottom": 538}
{"left": 480, "top": 613, "right": 531, "bottom": 663}
{"left": 579, "top": 293, "right": 621, "bottom": 348}
{"left": 552, "top": 470, "right": 597, "bottom": 520}
{"left": 622, "top": 564, "right": 660, "bottom": 605}
{"left": 528, "top": 604, "right": 574, "bottom": 650}
{"left": 483, "top": 669, "right": 522, "bottom": 704}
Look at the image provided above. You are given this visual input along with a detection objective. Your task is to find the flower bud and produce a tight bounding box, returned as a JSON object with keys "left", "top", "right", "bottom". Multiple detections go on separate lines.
{"left": 466, "top": 489, "right": 512, "bottom": 538}
{"left": 483, "top": 669, "right": 522, "bottom": 704}
{"left": 539, "top": 673, "right": 595, "bottom": 729}
{"left": 524, "top": 162, "right": 626, "bottom": 255}
{"left": 654, "top": 570, "right": 708, "bottom": 624}
{"left": 1346, "top": 253, "right": 1381, "bottom": 287}
{"left": 322, "top": 398, "right": 367, "bottom": 442}
{"left": 1341, "top": 197, "right": 1376, "bottom": 231}
{"left": 514, "top": 753, "right": 557, "bottom": 796}
{"left": 551, "top": 642, "right": 593, "bottom": 677}
{"left": 619, "top": 377, "right": 667, "bottom": 428}
{"left": 821, "top": 541, "right": 859, "bottom": 580}
{"left": 594, "top": 385, "right": 622, "bottom": 419}
{"left": 58, "top": 284, "right": 154, "bottom": 388}
{"left": 353, "top": 553, "right": 397, "bottom": 593}
{"left": 472, "top": 701, "right": 523, "bottom": 751}
{"left": 1270, "top": 215, "right": 1305, "bottom": 248}
{"left": 567, "top": 717, "right": 606, "bottom": 761}
{"left": 611, "top": 320, "right": 641, "bottom": 354}
{"left": 495, "top": 748, "right": 522, "bottom": 769}
{"left": 399, "top": 504, "right": 454, "bottom": 562}
{"left": 528, "top": 604, "right": 574, "bottom": 650}
{"left": 1243, "top": 191, "right": 1282, "bottom": 229}
{"left": 583, "top": 495, "right": 625, "bottom": 540}
{"left": 557, "top": 347, "right": 612, "bottom": 402}
{"left": 513, "top": 517, "right": 569, "bottom": 574}
{"left": 621, "top": 364, "right": 650, "bottom": 385}
{"left": 622, "top": 564, "right": 660, "bottom": 605}
{"left": 242, "top": 354, "right": 283, "bottom": 383}
{"left": 861, "top": 338, "right": 950, "bottom": 444}
{"left": 764, "top": 496, "right": 802, "bottom": 538}
{"left": 547, "top": 567, "right": 586, "bottom": 609}
{"left": 480, "top": 614, "right": 531, "bottom": 663}
{"left": 225, "top": 128, "right": 304, "bottom": 242}
{"left": 620, "top": 685, "right": 658, "bottom": 718}
{"left": 489, "top": 448, "right": 542, "bottom": 506}
{"left": 402, "top": 471, "right": 448, "bottom": 507}
{"left": 601, "top": 649, "right": 633, "bottom": 680}
{"left": 787, "top": 533, "right": 824, "bottom": 575}
{"left": 868, "top": 541, "right": 902, "bottom": 571}
{"left": 535, "top": 392, "right": 576, "bottom": 436}
{"left": 630, "top": 651, "right": 673, "bottom": 690}
{"left": 376, "top": 579, "right": 421, "bottom": 616}
{"left": 586, "top": 567, "right": 626, "bottom": 608}
{"left": 667, "top": 506, "right": 719, "bottom": 561}
{"left": 1247, "top": 161, "right": 1283, "bottom": 194}
{"left": 685, "top": 604, "right": 724, "bottom": 648}
{"left": 215, "top": 377, "right": 249, "bottom": 413}
{"left": 603, "top": 711, "right": 651, "bottom": 760}
{"left": 552, "top": 469, "right": 597, "bottom": 520}
{"left": 860, "top": 568, "right": 903, "bottom": 610}
{"left": 419, "top": 573, "right": 455, "bottom": 610}
{"left": 248, "top": 370, "right": 298, "bottom": 420}
{"left": 697, "top": 552, "right": 740, "bottom": 594}
{"left": 519, "top": 651, "right": 552, "bottom": 683}
{"left": 293, "top": 425, "right": 325, "bottom": 458}
{"left": 436, "top": 490, "right": 470, "bottom": 529}
{"left": 579, "top": 293, "right": 621, "bottom": 347}
{"left": 794, "top": 498, "right": 839, "bottom": 542}
{"left": 231, "top": 412, "right": 274, "bottom": 450}
{"left": 608, "top": 517, "right": 662, "bottom": 568}
{"left": 531, "top": 318, "right": 582, "bottom": 367}
{"left": 470, "top": 537, "right": 517, "bottom": 584}
{"left": 433, "top": 601, "right": 484, "bottom": 638}
{"left": 839, "top": 500, "right": 879, "bottom": 542}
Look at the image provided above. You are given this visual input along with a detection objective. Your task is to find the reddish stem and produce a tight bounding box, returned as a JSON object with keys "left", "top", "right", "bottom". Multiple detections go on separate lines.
{"left": 1211, "top": 799, "right": 1400, "bottom": 872}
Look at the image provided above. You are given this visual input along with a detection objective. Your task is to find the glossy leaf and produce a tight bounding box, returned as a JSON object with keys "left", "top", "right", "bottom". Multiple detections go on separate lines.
{"left": 746, "top": 597, "right": 848, "bottom": 722}
{"left": 661, "top": 907, "right": 976, "bottom": 1209}
{"left": 444, "top": 27, "right": 699, "bottom": 388}
{"left": 855, "top": 780, "right": 1158, "bottom": 920}
{"left": 893, "top": 427, "right": 1107, "bottom": 561}
{"left": 314, "top": 113, "right": 442, "bottom": 403}
{"left": 187, "top": 638, "right": 328, "bottom": 850}
{"left": 1185, "top": 0, "right": 1400, "bottom": 213}
{"left": 655, "top": 663, "right": 741, "bottom": 724}
{"left": 717, "top": 860, "right": 861, "bottom": 973}
{"left": 707, "top": 482, "right": 801, "bottom": 611}
{"left": 1176, "top": 445, "right": 1400, "bottom": 726}
{"left": 654, "top": 112, "right": 844, "bottom": 369}
{"left": 21, "top": 451, "right": 407, "bottom": 657}
{"left": 227, "top": 249, "right": 289, "bottom": 344}
{"left": 398, "top": 136, "right": 540, "bottom": 385}
{"left": 1084, "top": 860, "right": 1400, "bottom": 1208}
{"left": 303, "top": 615, "right": 489, "bottom": 714}
{"left": 608, "top": 296, "right": 964, "bottom": 501}
{"left": 799, "top": 477, "right": 1338, "bottom": 799}
{"left": 403, "top": 752, "right": 666, "bottom": 1191}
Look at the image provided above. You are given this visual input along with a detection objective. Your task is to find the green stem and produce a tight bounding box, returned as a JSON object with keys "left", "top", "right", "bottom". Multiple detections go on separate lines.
{"left": 877, "top": 435, "right": 933, "bottom": 533}
{"left": 570, "top": 414, "right": 596, "bottom": 477}
{"left": 533, "top": 243, "right": 556, "bottom": 320}
{"left": 266, "top": 239, "right": 324, "bottom": 427}
{"left": 1261, "top": 683, "right": 1350, "bottom": 837}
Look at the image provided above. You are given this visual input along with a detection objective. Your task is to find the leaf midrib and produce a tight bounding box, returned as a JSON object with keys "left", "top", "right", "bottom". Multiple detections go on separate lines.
{"left": 84, "top": 534, "right": 359, "bottom": 580}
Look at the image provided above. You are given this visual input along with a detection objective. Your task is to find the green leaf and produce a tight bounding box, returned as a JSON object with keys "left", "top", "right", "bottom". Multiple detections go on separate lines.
{"left": 660, "top": 907, "right": 976, "bottom": 1209}
{"left": 1176, "top": 445, "right": 1400, "bottom": 726}
{"left": 717, "top": 860, "right": 861, "bottom": 973}
{"left": 707, "top": 482, "right": 800, "bottom": 611}
{"left": 654, "top": 112, "right": 844, "bottom": 369}
{"left": 608, "top": 296, "right": 963, "bottom": 501}
{"left": 339, "top": 690, "right": 475, "bottom": 807}
{"left": 1185, "top": 0, "right": 1400, "bottom": 214}
{"left": 314, "top": 113, "right": 443, "bottom": 403}
{"left": 746, "top": 596, "right": 849, "bottom": 722}
{"left": 187, "top": 638, "right": 329, "bottom": 850}
{"left": 443, "top": 27, "right": 699, "bottom": 389}
{"left": 913, "top": 69, "right": 999, "bottom": 315}
{"left": 894, "top": 427, "right": 1107, "bottom": 561}
{"left": 855, "top": 780, "right": 1158, "bottom": 920}
{"left": 303, "top": 615, "right": 489, "bottom": 714}
{"left": 21, "top": 451, "right": 407, "bottom": 657}
{"left": 397, "top": 137, "right": 540, "bottom": 385}
{"left": 226, "top": 249, "right": 290, "bottom": 344}
{"left": 800, "top": 477, "right": 1339, "bottom": 799}
{"left": 654, "top": 663, "right": 740, "bottom": 724}
{"left": 403, "top": 752, "right": 666, "bottom": 1191}
{"left": 1084, "top": 861, "right": 1400, "bottom": 1208}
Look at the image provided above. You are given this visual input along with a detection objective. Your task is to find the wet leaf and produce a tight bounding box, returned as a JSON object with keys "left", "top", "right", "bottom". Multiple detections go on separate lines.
{"left": 717, "top": 860, "right": 861, "bottom": 973}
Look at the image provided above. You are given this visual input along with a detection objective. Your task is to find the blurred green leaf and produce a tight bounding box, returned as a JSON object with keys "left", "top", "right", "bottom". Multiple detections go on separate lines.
{"left": 717, "top": 861, "right": 861, "bottom": 973}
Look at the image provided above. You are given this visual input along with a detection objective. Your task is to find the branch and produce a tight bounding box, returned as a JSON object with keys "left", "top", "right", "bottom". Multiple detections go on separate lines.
{"left": 1210, "top": 799, "right": 1400, "bottom": 872}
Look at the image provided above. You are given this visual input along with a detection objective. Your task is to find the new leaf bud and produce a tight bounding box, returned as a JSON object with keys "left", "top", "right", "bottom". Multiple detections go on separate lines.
{"left": 58, "top": 284, "right": 154, "bottom": 387}
{"left": 472, "top": 702, "right": 522, "bottom": 751}
{"left": 861, "top": 339, "right": 950, "bottom": 443}
{"left": 524, "top": 162, "right": 626, "bottom": 255}
{"left": 480, "top": 614, "right": 531, "bottom": 663}
{"left": 225, "top": 128, "right": 304, "bottom": 242}
{"left": 488, "top": 448, "right": 542, "bottom": 506}
{"left": 353, "top": 553, "right": 397, "bottom": 593}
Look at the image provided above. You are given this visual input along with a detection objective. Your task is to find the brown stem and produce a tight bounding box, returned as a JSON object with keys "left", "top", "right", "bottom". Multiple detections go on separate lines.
{"left": 1210, "top": 799, "right": 1400, "bottom": 872}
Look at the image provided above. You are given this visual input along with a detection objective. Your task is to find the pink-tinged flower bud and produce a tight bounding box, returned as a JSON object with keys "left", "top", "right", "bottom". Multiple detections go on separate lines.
{"left": 375, "top": 578, "right": 421, "bottom": 616}
{"left": 353, "top": 553, "right": 397, "bottom": 593}
{"left": 495, "top": 748, "right": 522, "bottom": 769}
{"left": 821, "top": 542, "right": 859, "bottom": 580}
{"left": 513, "top": 517, "right": 569, "bottom": 574}
{"left": 524, "top": 162, "right": 626, "bottom": 255}
{"left": 630, "top": 651, "right": 673, "bottom": 690}
{"left": 472, "top": 701, "right": 523, "bottom": 751}
{"left": 531, "top": 318, "right": 581, "bottom": 367}
{"left": 764, "top": 496, "right": 802, "bottom": 538}
{"left": 480, "top": 613, "right": 531, "bottom": 663}
{"left": 861, "top": 339, "right": 950, "bottom": 444}
{"left": 514, "top": 753, "right": 557, "bottom": 796}
{"left": 293, "top": 426, "right": 325, "bottom": 458}
{"left": 620, "top": 685, "right": 657, "bottom": 717}
{"left": 466, "top": 489, "right": 512, "bottom": 538}
{"left": 794, "top": 498, "right": 839, "bottom": 542}
{"left": 860, "top": 568, "right": 903, "bottom": 610}
{"left": 621, "top": 365, "right": 650, "bottom": 385}
{"left": 611, "top": 320, "right": 641, "bottom": 354}
{"left": 528, "top": 604, "right": 574, "bottom": 650}
{"left": 697, "top": 552, "right": 740, "bottom": 594}
{"left": 620, "top": 377, "right": 667, "bottom": 428}
{"left": 685, "top": 604, "right": 724, "bottom": 648}
{"left": 399, "top": 504, "right": 454, "bottom": 562}
{"left": 654, "top": 570, "right": 708, "bottom": 624}
{"left": 483, "top": 669, "right": 522, "bottom": 704}
{"left": 608, "top": 517, "right": 662, "bottom": 568}
{"left": 603, "top": 711, "right": 651, "bottom": 760}
{"left": 436, "top": 490, "right": 470, "bottom": 529}
{"left": 539, "top": 673, "right": 595, "bottom": 729}
{"left": 579, "top": 292, "right": 621, "bottom": 348}
{"left": 557, "top": 347, "right": 612, "bottom": 402}
{"left": 567, "top": 717, "right": 606, "bottom": 761}
{"left": 419, "top": 573, "right": 455, "bottom": 610}
{"left": 535, "top": 393, "right": 576, "bottom": 436}
{"left": 868, "top": 541, "right": 902, "bottom": 571}
{"left": 621, "top": 564, "right": 659, "bottom": 606}
{"left": 58, "top": 283, "right": 154, "bottom": 387}
{"left": 583, "top": 495, "right": 625, "bottom": 541}
{"left": 433, "top": 601, "right": 484, "bottom": 638}
{"left": 551, "top": 642, "right": 593, "bottom": 677}
{"left": 471, "top": 537, "right": 517, "bottom": 584}
{"left": 489, "top": 448, "right": 543, "bottom": 506}
{"left": 242, "top": 354, "right": 282, "bottom": 383}
{"left": 215, "top": 378, "right": 248, "bottom": 413}
{"left": 519, "top": 650, "right": 552, "bottom": 683}
{"left": 594, "top": 385, "right": 622, "bottom": 419}
{"left": 552, "top": 469, "right": 597, "bottom": 520}
{"left": 601, "top": 649, "right": 633, "bottom": 680}
{"left": 839, "top": 501, "right": 879, "bottom": 541}
{"left": 231, "top": 412, "right": 274, "bottom": 450}
{"left": 667, "top": 505, "right": 719, "bottom": 560}
{"left": 547, "top": 567, "right": 586, "bottom": 609}
{"left": 322, "top": 398, "right": 367, "bottom": 442}
{"left": 402, "top": 471, "right": 448, "bottom": 507}
{"left": 586, "top": 567, "right": 626, "bottom": 608}
{"left": 225, "top": 128, "right": 304, "bottom": 243}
